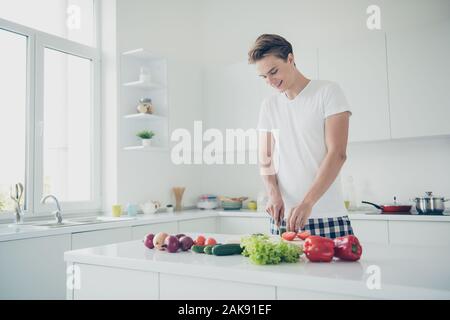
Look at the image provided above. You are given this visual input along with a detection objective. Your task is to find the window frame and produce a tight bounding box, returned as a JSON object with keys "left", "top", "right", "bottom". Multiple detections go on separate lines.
{"left": 0, "top": 0, "right": 101, "bottom": 218}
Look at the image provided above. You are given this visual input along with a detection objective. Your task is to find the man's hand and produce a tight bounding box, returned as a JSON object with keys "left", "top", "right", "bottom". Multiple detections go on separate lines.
{"left": 265, "top": 196, "right": 284, "bottom": 226}
{"left": 287, "top": 202, "right": 313, "bottom": 232}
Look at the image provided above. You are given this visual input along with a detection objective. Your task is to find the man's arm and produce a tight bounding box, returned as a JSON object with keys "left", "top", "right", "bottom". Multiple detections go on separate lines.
{"left": 287, "top": 111, "right": 350, "bottom": 231}
{"left": 259, "top": 131, "right": 284, "bottom": 226}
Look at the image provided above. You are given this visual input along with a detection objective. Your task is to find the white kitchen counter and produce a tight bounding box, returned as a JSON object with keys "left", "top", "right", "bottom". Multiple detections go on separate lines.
{"left": 1, "top": 208, "right": 450, "bottom": 242}
{"left": 64, "top": 233, "right": 450, "bottom": 300}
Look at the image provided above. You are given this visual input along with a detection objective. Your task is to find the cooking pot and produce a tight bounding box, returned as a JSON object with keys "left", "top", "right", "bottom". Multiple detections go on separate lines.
{"left": 362, "top": 197, "right": 412, "bottom": 214}
{"left": 412, "top": 192, "right": 449, "bottom": 215}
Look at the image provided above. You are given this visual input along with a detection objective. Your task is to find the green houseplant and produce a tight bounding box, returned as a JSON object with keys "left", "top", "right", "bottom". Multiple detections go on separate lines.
{"left": 136, "top": 130, "right": 155, "bottom": 147}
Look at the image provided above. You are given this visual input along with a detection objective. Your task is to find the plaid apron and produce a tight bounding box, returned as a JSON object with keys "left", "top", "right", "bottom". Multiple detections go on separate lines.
{"left": 269, "top": 215, "right": 354, "bottom": 239}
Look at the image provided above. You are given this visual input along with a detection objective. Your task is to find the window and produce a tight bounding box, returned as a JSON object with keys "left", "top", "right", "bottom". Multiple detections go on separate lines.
{"left": 43, "top": 49, "right": 92, "bottom": 201}
{"left": 0, "top": 1, "right": 100, "bottom": 216}
{"left": 0, "top": 28, "right": 27, "bottom": 212}
{"left": 0, "top": 0, "right": 95, "bottom": 46}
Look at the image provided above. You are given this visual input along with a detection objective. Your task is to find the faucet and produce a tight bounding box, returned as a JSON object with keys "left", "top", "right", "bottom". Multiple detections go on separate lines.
{"left": 10, "top": 183, "right": 24, "bottom": 224}
{"left": 41, "top": 194, "right": 63, "bottom": 224}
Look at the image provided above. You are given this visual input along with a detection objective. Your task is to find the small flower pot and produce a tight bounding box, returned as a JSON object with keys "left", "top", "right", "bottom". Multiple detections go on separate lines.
{"left": 142, "top": 139, "right": 152, "bottom": 147}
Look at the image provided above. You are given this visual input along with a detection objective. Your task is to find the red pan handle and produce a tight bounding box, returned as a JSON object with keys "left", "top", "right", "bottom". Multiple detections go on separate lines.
{"left": 361, "top": 201, "right": 383, "bottom": 210}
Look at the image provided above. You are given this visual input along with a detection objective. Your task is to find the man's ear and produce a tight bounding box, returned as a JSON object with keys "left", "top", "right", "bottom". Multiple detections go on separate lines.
{"left": 288, "top": 53, "right": 295, "bottom": 65}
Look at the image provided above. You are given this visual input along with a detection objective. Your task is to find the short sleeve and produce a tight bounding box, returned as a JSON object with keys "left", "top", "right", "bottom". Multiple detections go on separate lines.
{"left": 257, "top": 99, "right": 273, "bottom": 131}
{"left": 323, "top": 82, "right": 352, "bottom": 119}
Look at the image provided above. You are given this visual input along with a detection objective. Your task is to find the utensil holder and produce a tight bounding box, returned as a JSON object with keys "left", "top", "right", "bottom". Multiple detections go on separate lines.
{"left": 172, "top": 187, "right": 185, "bottom": 212}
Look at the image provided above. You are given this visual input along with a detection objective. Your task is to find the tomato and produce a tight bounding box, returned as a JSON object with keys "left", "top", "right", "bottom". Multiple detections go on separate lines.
{"left": 281, "top": 231, "right": 297, "bottom": 241}
{"left": 195, "top": 235, "right": 206, "bottom": 246}
{"left": 297, "top": 231, "right": 311, "bottom": 240}
{"left": 205, "top": 237, "right": 217, "bottom": 246}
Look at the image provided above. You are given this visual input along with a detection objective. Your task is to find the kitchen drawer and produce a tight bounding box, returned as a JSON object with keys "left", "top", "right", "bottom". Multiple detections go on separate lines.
{"left": 389, "top": 221, "right": 450, "bottom": 246}
{"left": 178, "top": 217, "right": 217, "bottom": 233}
{"left": 71, "top": 227, "right": 132, "bottom": 250}
{"left": 131, "top": 222, "right": 178, "bottom": 240}
{"left": 218, "top": 217, "right": 270, "bottom": 235}
{"left": 349, "top": 220, "right": 388, "bottom": 245}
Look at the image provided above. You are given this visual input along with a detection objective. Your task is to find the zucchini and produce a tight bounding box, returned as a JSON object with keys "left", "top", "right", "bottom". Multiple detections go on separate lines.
{"left": 212, "top": 244, "right": 243, "bottom": 256}
{"left": 191, "top": 245, "right": 207, "bottom": 253}
{"left": 204, "top": 245, "right": 214, "bottom": 255}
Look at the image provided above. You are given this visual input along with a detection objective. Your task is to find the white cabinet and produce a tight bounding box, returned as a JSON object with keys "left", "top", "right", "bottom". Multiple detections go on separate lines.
{"left": 387, "top": 19, "right": 450, "bottom": 139}
{"left": 71, "top": 263, "right": 159, "bottom": 300}
{"left": 159, "top": 273, "right": 276, "bottom": 300}
{"left": 218, "top": 217, "right": 270, "bottom": 235}
{"left": 348, "top": 219, "right": 389, "bottom": 245}
{"left": 388, "top": 221, "right": 450, "bottom": 247}
{"left": 318, "top": 32, "right": 391, "bottom": 142}
{"left": 71, "top": 227, "right": 132, "bottom": 250}
{"left": 120, "top": 48, "right": 169, "bottom": 151}
{"left": 178, "top": 217, "right": 217, "bottom": 233}
{"left": 0, "top": 234, "right": 71, "bottom": 299}
{"left": 131, "top": 222, "right": 178, "bottom": 240}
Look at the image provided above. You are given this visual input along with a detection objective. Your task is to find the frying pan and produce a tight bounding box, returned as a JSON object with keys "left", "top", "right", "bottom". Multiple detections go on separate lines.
{"left": 362, "top": 198, "right": 412, "bottom": 214}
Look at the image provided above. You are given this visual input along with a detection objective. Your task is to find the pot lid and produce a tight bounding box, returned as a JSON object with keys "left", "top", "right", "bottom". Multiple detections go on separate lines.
{"left": 385, "top": 196, "right": 411, "bottom": 206}
{"left": 416, "top": 191, "right": 444, "bottom": 200}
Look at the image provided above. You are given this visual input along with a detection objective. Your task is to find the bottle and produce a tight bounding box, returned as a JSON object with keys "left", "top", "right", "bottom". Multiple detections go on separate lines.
{"left": 343, "top": 176, "right": 357, "bottom": 211}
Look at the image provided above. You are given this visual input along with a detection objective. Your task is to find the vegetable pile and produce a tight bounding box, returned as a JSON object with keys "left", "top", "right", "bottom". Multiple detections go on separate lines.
{"left": 240, "top": 234, "right": 302, "bottom": 265}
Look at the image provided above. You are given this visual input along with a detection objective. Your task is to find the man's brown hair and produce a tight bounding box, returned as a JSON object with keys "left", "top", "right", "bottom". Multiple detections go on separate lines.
{"left": 248, "top": 34, "right": 293, "bottom": 64}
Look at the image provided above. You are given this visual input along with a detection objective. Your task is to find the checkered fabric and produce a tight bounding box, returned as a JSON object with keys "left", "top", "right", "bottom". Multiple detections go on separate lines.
{"left": 269, "top": 215, "right": 354, "bottom": 239}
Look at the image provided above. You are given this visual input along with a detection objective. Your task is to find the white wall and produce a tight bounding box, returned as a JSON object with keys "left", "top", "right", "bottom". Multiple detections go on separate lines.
{"left": 111, "top": 0, "right": 450, "bottom": 210}
{"left": 111, "top": 0, "right": 205, "bottom": 209}
{"left": 199, "top": 0, "right": 450, "bottom": 205}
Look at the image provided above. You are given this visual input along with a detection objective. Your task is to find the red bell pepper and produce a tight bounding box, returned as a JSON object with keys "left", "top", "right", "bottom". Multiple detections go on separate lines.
{"left": 303, "top": 235, "right": 335, "bottom": 262}
{"left": 333, "top": 235, "right": 363, "bottom": 261}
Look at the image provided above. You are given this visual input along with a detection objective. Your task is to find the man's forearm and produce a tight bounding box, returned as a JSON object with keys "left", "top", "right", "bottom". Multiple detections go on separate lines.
{"left": 302, "top": 151, "right": 347, "bottom": 206}
{"left": 262, "top": 174, "right": 282, "bottom": 199}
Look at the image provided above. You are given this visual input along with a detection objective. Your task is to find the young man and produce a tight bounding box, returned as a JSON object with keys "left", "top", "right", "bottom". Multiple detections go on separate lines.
{"left": 249, "top": 34, "right": 354, "bottom": 238}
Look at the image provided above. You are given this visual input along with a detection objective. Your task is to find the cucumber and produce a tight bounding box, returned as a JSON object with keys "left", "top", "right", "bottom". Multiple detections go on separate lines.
{"left": 204, "top": 245, "right": 214, "bottom": 255}
{"left": 191, "top": 245, "right": 207, "bottom": 253}
{"left": 212, "top": 244, "right": 243, "bottom": 256}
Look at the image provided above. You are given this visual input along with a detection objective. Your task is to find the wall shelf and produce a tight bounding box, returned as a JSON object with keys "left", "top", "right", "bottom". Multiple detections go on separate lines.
{"left": 123, "top": 145, "right": 169, "bottom": 152}
{"left": 122, "top": 80, "right": 165, "bottom": 89}
{"left": 120, "top": 48, "right": 169, "bottom": 151}
{"left": 124, "top": 113, "right": 167, "bottom": 121}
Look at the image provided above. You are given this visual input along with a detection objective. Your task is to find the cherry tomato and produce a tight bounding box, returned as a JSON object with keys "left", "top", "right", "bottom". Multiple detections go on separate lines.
{"left": 195, "top": 235, "right": 206, "bottom": 246}
{"left": 281, "top": 231, "right": 297, "bottom": 241}
{"left": 205, "top": 237, "right": 217, "bottom": 246}
{"left": 297, "top": 231, "right": 311, "bottom": 240}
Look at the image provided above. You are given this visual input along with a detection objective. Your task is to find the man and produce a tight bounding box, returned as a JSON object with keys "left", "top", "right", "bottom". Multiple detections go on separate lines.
{"left": 249, "top": 34, "right": 354, "bottom": 238}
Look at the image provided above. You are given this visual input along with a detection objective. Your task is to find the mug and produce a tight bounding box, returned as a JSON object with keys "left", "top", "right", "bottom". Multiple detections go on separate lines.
{"left": 126, "top": 203, "right": 138, "bottom": 217}
{"left": 112, "top": 204, "right": 122, "bottom": 217}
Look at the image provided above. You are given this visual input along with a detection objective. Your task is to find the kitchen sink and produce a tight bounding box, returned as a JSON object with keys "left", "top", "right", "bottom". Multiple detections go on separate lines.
{"left": 30, "top": 221, "right": 84, "bottom": 228}
{"left": 0, "top": 224, "right": 49, "bottom": 234}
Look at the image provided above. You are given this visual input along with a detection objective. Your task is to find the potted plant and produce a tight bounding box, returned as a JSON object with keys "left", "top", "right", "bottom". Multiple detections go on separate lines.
{"left": 136, "top": 130, "right": 155, "bottom": 147}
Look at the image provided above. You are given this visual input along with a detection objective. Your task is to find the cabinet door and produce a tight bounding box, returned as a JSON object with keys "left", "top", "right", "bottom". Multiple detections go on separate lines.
{"left": 0, "top": 234, "right": 71, "bottom": 299}
{"left": 318, "top": 32, "right": 390, "bottom": 142}
{"left": 72, "top": 263, "right": 159, "bottom": 300}
{"left": 218, "top": 217, "right": 271, "bottom": 235}
{"left": 387, "top": 19, "right": 450, "bottom": 138}
{"left": 71, "top": 227, "right": 132, "bottom": 250}
{"left": 389, "top": 221, "right": 450, "bottom": 246}
{"left": 131, "top": 222, "right": 178, "bottom": 240}
{"left": 178, "top": 218, "right": 217, "bottom": 233}
{"left": 349, "top": 219, "right": 388, "bottom": 245}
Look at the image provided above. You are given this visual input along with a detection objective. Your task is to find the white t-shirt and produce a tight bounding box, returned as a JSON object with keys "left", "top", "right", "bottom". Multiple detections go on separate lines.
{"left": 257, "top": 80, "right": 352, "bottom": 219}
